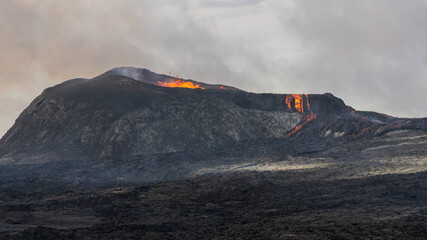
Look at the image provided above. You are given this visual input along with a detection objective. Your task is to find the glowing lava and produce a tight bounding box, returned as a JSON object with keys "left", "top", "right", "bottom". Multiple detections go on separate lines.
{"left": 288, "top": 113, "right": 316, "bottom": 136}
{"left": 286, "top": 94, "right": 311, "bottom": 113}
{"left": 286, "top": 94, "right": 317, "bottom": 136}
{"left": 285, "top": 97, "right": 292, "bottom": 109}
{"left": 158, "top": 79, "right": 205, "bottom": 89}
{"left": 293, "top": 94, "right": 303, "bottom": 112}
{"left": 360, "top": 127, "right": 370, "bottom": 135}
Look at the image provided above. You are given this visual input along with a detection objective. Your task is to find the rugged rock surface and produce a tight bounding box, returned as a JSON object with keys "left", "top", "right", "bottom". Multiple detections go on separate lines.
{"left": 0, "top": 74, "right": 303, "bottom": 162}
{"left": 1, "top": 67, "right": 425, "bottom": 165}
{"left": 100, "top": 67, "right": 241, "bottom": 90}
{"left": 0, "top": 67, "right": 426, "bottom": 239}
{"left": 0, "top": 129, "right": 426, "bottom": 239}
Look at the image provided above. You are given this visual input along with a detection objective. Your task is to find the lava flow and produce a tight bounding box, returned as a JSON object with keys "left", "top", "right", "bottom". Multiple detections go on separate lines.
{"left": 286, "top": 94, "right": 317, "bottom": 136}
{"left": 158, "top": 79, "right": 205, "bottom": 89}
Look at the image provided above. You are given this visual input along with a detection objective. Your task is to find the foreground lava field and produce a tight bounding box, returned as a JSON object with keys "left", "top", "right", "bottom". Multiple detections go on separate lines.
{"left": 0, "top": 68, "right": 426, "bottom": 239}
{"left": 0, "top": 129, "right": 425, "bottom": 239}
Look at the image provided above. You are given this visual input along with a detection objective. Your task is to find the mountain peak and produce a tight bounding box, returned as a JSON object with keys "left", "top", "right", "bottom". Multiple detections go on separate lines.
{"left": 99, "top": 67, "right": 238, "bottom": 90}
{"left": 0, "top": 68, "right": 425, "bottom": 165}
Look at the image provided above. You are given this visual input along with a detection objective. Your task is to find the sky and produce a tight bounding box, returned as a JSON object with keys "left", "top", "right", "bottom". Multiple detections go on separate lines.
{"left": 1, "top": 0, "right": 426, "bottom": 137}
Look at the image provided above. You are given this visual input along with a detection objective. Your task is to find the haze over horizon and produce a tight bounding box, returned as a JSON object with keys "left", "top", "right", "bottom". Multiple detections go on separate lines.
{"left": 1, "top": 0, "right": 426, "bottom": 137}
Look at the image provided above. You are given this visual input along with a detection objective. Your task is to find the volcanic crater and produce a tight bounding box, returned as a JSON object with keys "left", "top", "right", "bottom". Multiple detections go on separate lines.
{"left": 0, "top": 67, "right": 426, "bottom": 239}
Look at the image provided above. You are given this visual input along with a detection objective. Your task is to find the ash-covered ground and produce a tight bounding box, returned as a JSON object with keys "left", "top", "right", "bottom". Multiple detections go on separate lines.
{"left": 0, "top": 130, "right": 425, "bottom": 239}
{"left": 0, "top": 68, "right": 426, "bottom": 239}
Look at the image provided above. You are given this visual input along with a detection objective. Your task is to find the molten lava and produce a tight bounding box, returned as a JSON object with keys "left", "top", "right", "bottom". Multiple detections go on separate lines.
{"left": 158, "top": 79, "right": 205, "bottom": 89}
{"left": 286, "top": 94, "right": 317, "bottom": 136}
{"left": 293, "top": 94, "right": 303, "bottom": 112}
{"left": 288, "top": 113, "right": 317, "bottom": 136}
{"left": 285, "top": 94, "right": 311, "bottom": 113}
{"left": 360, "top": 127, "right": 370, "bottom": 135}
{"left": 285, "top": 97, "right": 292, "bottom": 109}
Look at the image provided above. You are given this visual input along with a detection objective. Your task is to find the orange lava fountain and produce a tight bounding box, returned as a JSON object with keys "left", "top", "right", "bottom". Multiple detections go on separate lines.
{"left": 158, "top": 79, "right": 205, "bottom": 89}
{"left": 286, "top": 94, "right": 317, "bottom": 136}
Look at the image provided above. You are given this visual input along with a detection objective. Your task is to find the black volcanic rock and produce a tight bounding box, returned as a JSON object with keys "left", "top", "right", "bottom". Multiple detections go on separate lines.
{"left": 0, "top": 73, "right": 303, "bottom": 162}
{"left": 0, "top": 67, "right": 425, "bottom": 165}
{"left": 99, "top": 67, "right": 240, "bottom": 90}
{"left": 0, "top": 68, "right": 426, "bottom": 239}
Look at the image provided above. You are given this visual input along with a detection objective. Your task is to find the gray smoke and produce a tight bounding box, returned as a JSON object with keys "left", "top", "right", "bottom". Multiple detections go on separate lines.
{"left": 109, "top": 67, "right": 145, "bottom": 82}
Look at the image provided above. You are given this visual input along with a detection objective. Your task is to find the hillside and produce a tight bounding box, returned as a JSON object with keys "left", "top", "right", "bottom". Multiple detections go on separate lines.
{"left": 0, "top": 67, "right": 425, "bottom": 239}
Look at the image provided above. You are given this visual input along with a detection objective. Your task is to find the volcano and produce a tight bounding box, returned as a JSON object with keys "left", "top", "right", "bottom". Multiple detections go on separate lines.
{"left": 1, "top": 67, "right": 424, "bottom": 164}
{"left": 0, "top": 67, "right": 426, "bottom": 239}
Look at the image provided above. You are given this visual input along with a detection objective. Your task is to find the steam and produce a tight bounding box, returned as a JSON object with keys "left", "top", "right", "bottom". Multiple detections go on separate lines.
{"left": 109, "top": 67, "right": 144, "bottom": 82}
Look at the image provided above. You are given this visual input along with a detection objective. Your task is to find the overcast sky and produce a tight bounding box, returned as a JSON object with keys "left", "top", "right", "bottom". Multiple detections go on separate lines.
{"left": 1, "top": 0, "right": 426, "bottom": 137}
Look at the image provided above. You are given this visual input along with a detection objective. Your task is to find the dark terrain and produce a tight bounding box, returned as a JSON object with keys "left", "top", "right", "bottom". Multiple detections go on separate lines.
{"left": 0, "top": 67, "right": 426, "bottom": 239}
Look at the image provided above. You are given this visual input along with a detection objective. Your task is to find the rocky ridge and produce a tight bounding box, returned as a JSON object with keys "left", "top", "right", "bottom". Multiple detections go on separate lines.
{"left": 0, "top": 67, "right": 426, "bottom": 239}
{"left": 0, "top": 67, "right": 425, "bottom": 174}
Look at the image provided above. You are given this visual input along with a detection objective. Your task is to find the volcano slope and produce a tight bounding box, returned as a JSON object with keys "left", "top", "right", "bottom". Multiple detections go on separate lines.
{"left": 0, "top": 67, "right": 426, "bottom": 239}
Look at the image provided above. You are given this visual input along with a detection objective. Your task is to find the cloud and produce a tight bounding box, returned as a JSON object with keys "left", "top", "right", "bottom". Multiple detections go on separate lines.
{"left": 275, "top": 0, "right": 427, "bottom": 117}
{"left": 0, "top": 0, "right": 426, "bottom": 137}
